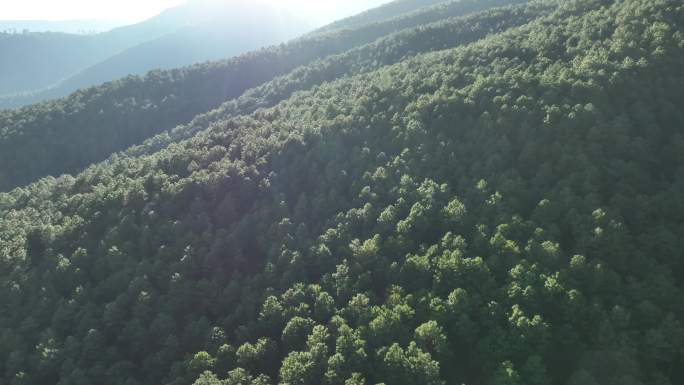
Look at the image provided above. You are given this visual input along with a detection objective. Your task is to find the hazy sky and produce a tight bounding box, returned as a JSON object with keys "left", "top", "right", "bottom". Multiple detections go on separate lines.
{"left": 0, "top": 0, "right": 390, "bottom": 25}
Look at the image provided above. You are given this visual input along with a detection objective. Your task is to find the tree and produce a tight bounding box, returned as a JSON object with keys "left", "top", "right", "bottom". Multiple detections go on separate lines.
{"left": 414, "top": 321, "right": 447, "bottom": 356}
{"left": 193, "top": 371, "right": 223, "bottom": 385}
{"left": 344, "top": 373, "right": 366, "bottom": 385}
{"left": 491, "top": 361, "right": 521, "bottom": 385}
{"left": 377, "top": 342, "right": 443, "bottom": 385}
{"left": 282, "top": 317, "right": 316, "bottom": 351}
{"left": 189, "top": 352, "right": 216, "bottom": 377}
{"left": 279, "top": 351, "right": 315, "bottom": 385}
{"left": 236, "top": 339, "right": 277, "bottom": 376}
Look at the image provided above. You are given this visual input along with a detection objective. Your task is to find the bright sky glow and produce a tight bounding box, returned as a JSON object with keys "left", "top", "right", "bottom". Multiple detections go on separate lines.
{"left": 0, "top": 0, "right": 185, "bottom": 22}
{"left": 0, "top": 0, "right": 390, "bottom": 25}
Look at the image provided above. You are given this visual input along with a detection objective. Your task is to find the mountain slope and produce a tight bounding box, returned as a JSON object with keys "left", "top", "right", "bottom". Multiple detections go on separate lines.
{"left": 1, "top": 0, "right": 683, "bottom": 385}
{"left": 0, "top": 7, "right": 188, "bottom": 96}
{"left": 0, "top": 31, "right": 122, "bottom": 96}
{"left": 0, "top": 1, "right": 310, "bottom": 109}
{"left": 128, "top": 0, "right": 554, "bottom": 157}
{"left": 0, "top": 20, "right": 126, "bottom": 34}
{"left": 313, "top": 0, "right": 447, "bottom": 33}
{"left": 0, "top": 0, "right": 308, "bottom": 106}
{"left": 0, "top": 0, "right": 526, "bottom": 192}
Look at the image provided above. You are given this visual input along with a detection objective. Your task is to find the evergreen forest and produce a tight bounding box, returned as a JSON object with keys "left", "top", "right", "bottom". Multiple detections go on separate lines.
{"left": 0, "top": 0, "right": 683, "bottom": 384}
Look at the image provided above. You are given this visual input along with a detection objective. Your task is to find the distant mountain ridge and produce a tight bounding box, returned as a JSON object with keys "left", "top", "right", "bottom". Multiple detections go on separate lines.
{"left": 0, "top": 9, "right": 186, "bottom": 96}
{"left": 0, "top": 0, "right": 311, "bottom": 108}
{"left": 314, "top": 0, "right": 448, "bottom": 33}
{"left": 1, "top": 1, "right": 683, "bottom": 385}
{"left": 0, "top": 19, "right": 126, "bottom": 34}
{"left": 0, "top": 0, "right": 684, "bottom": 385}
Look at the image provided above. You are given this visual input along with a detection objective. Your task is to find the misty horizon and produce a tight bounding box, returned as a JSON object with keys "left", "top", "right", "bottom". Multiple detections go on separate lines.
{"left": 0, "top": 0, "right": 392, "bottom": 32}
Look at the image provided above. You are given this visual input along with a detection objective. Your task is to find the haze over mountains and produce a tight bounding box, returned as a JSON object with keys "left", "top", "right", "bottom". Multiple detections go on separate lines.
{"left": 0, "top": 0, "right": 314, "bottom": 109}
{"left": 0, "top": 19, "right": 127, "bottom": 34}
{"left": 0, "top": 0, "right": 683, "bottom": 385}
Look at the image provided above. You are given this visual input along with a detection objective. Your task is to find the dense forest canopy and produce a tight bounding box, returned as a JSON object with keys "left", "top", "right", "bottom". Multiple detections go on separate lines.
{"left": 0, "top": 0, "right": 518, "bottom": 192}
{"left": 1, "top": 0, "right": 683, "bottom": 385}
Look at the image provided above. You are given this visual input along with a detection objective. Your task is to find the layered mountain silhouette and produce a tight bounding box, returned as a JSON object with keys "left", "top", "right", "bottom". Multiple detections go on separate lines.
{"left": 0, "top": 1, "right": 682, "bottom": 385}
{"left": 0, "top": 0, "right": 311, "bottom": 108}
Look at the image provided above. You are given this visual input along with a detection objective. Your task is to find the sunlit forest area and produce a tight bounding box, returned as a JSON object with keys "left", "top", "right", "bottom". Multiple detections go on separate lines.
{"left": 1, "top": 0, "right": 683, "bottom": 384}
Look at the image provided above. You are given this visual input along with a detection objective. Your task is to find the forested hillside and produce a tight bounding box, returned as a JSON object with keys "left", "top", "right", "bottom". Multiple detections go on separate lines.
{"left": 313, "top": 0, "right": 447, "bottom": 33}
{"left": 0, "top": 0, "right": 520, "bottom": 192}
{"left": 1, "top": 0, "right": 684, "bottom": 385}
